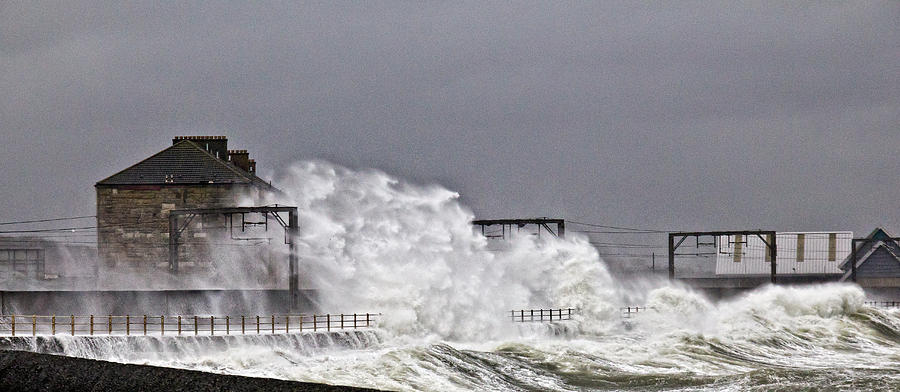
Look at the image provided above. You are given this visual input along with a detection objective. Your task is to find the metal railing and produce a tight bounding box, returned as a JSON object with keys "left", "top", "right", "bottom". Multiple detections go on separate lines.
{"left": 621, "top": 306, "right": 645, "bottom": 319}
{"left": 0, "top": 313, "right": 379, "bottom": 337}
{"left": 510, "top": 308, "right": 575, "bottom": 322}
{"left": 864, "top": 301, "right": 900, "bottom": 309}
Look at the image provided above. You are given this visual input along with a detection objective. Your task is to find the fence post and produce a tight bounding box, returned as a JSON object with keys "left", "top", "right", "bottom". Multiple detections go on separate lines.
{"left": 270, "top": 315, "right": 274, "bottom": 334}
{"left": 10, "top": 315, "right": 14, "bottom": 337}
{"left": 353, "top": 313, "right": 357, "bottom": 329}
{"left": 327, "top": 314, "right": 331, "bottom": 331}
{"left": 242, "top": 316, "right": 245, "bottom": 335}
{"left": 549, "top": 309, "right": 553, "bottom": 322}
{"left": 143, "top": 315, "right": 147, "bottom": 336}
{"left": 365, "top": 313, "right": 369, "bottom": 328}
{"left": 126, "top": 315, "right": 130, "bottom": 335}
{"left": 286, "top": 315, "right": 289, "bottom": 333}
{"left": 194, "top": 316, "right": 198, "bottom": 335}
{"left": 226, "top": 316, "right": 230, "bottom": 335}
{"left": 211, "top": 316, "right": 214, "bottom": 335}
{"left": 256, "top": 315, "right": 260, "bottom": 334}
{"left": 313, "top": 315, "right": 317, "bottom": 331}
{"left": 109, "top": 315, "right": 112, "bottom": 335}
{"left": 89, "top": 315, "right": 94, "bottom": 335}
{"left": 52, "top": 315, "right": 56, "bottom": 335}
{"left": 161, "top": 315, "right": 165, "bottom": 336}
{"left": 178, "top": 316, "right": 182, "bottom": 335}
{"left": 299, "top": 315, "right": 303, "bottom": 332}
{"left": 71, "top": 315, "right": 75, "bottom": 336}
{"left": 32, "top": 315, "right": 36, "bottom": 336}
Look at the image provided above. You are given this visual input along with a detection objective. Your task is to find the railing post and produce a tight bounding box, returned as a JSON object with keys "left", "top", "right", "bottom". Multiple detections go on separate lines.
{"left": 256, "top": 315, "right": 260, "bottom": 334}
{"left": 71, "top": 315, "right": 75, "bottom": 335}
{"left": 313, "top": 315, "right": 317, "bottom": 331}
{"left": 340, "top": 314, "right": 344, "bottom": 330}
{"left": 353, "top": 313, "right": 357, "bottom": 329}
{"left": 365, "top": 313, "right": 369, "bottom": 328}
{"left": 10, "top": 315, "right": 14, "bottom": 337}
{"left": 52, "top": 315, "right": 56, "bottom": 335}
{"left": 241, "top": 316, "right": 245, "bottom": 335}
{"left": 286, "top": 315, "right": 289, "bottom": 333}
{"left": 32, "top": 315, "right": 36, "bottom": 336}
{"left": 327, "top": 314, "right": 331, "bottom": 331}
{"left": 161, "top": 315, "right": 165, "bottom": 336}
{"left": 143, "top": 315, "right": 147, "bottom": 336}
{"left": 226, "top": 316, "right": 230, "bottom": 335}
{"left": 520, "top": 310, "right": 524, "bottom": 322}
{"left": 299, "top": 315, "right": 303, "bottom": 332}
{"left": 126, "top": 315, "right": 130, "bottom": 335}
{"left": 194, "top": 316, "right": 198, "bottom": 335}
{"left": 109, "top": 315, "right": 113, "bottom": 335}
{"left": 211, "top": 316, "right": 215, "bottom": 335}
{"left": 271, "top": 315, "right": 275, "bottom": 334}
{"left": 89, "top": 315, "right": 93, "bottom": 335}
{"left": 178, "top": 316, "right": 182, "bottom": 335}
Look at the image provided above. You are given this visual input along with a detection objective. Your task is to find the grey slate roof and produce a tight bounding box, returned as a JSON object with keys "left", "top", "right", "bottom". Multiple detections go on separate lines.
{"left": 838, "top": 228, "right": 900, "bottom": 270}
{"left": 96, "top": 140, "right": 274, "bottom": 189}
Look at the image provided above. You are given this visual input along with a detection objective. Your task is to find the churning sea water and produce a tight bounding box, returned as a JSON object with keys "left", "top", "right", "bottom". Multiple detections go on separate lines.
{"left": 18, "top": 161, "right": 900, "bottom": 391}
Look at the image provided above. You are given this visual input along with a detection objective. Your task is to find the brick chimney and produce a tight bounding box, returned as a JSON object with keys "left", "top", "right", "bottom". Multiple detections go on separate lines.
{"left": 173, "top": 136, "right": 228, "bottom": 160}
{"left": 228, "top": 150, "right": 251, "bottom": 172}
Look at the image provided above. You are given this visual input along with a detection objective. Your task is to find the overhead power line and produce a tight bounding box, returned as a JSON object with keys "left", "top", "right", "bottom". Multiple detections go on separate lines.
{"left": 574, "top": 230, "right": 665, "bottom": 235}
{"left": 0, "top": 215, "right": 95, "bottom": 226}
{"left": 566, "top": 220, "right": 669, "bottom": 233}
{"left": 0, "top": 226, "right": 97, "bottom": 234}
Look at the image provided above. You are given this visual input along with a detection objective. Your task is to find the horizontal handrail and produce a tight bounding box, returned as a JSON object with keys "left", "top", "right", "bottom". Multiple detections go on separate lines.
{"left": 509, "top": 308, "right": 576, "bottom": 323}
{"left": 0, "top": 313, "right": 381, "bottom": 337}
{"left": 864, "top": 301, "right": 900, "bottom": 308}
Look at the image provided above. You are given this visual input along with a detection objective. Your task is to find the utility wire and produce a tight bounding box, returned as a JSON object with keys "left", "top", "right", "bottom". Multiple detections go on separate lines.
{"left": 567, "top": 220, "right": 669, "bottom": 233}
{"left": 0, "top": 226, "right": 97, "bottom": 234}
{"left": 0, "top": 215, "right": 95, "bottom": 226}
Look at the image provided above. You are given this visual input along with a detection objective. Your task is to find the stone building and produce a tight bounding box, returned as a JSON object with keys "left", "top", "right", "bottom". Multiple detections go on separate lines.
{"left": 95, "top": 136, "right": 276, "bottom": 273}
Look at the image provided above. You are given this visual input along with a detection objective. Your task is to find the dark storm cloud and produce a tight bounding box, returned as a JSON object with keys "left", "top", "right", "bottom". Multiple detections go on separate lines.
{"left": 1, "top": 2, "right": 899, "bottom": 238}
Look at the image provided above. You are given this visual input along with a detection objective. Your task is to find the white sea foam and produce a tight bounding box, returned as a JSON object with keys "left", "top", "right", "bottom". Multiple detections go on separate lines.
{"left": 262, "top": 161, "right": 620, "bottom": 341}
{"left": 18, "top": 161, "right": 900, "bottom": 391}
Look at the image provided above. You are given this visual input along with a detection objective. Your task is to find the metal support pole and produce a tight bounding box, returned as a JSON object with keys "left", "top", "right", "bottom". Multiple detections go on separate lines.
{"left": 169, "top": 214, "right": 179, "bottom": 273}
{"left": 288, "top": 208, "right": 299, "bottom": 312}
{"left": 668, "top": 234, "right": 675, "bottom": 280}
{"left": 770, "top": 234, "right": 777, "bottom": 284}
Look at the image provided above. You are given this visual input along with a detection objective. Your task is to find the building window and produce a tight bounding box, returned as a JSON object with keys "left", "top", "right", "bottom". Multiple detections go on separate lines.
{"left": 0, "top": 249, "right": 45, "bottom": 279}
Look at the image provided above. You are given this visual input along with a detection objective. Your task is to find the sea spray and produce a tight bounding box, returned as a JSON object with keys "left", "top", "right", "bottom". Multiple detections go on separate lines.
{"left": 263, "top": 161, "right": 619, "bottom": 340}
{"left": 13, "top": 161, "right": 900, "bottom": 390}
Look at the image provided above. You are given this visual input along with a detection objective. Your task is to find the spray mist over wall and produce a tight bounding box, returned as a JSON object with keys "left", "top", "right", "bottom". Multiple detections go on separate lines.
{"left": 263, "top": 161, "right": 619, "bottom": 340}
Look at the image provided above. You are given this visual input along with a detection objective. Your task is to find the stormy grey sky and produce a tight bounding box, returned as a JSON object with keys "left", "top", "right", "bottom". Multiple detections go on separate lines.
{"left": 2, "top": 2, "right": 899, "bottom": 242}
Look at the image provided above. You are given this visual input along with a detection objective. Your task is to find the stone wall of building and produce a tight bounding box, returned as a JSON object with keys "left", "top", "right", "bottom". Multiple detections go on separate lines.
{"left": 96, "top": 184, "right": 258, "bottom": 272}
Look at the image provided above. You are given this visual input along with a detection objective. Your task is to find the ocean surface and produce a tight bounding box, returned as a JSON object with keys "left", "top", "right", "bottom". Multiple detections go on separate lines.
{"left": 16, "top": 161, "right": 900, "bottom": 390}
{"left": 15, "top": 284, "right": 900, "bottom": 391}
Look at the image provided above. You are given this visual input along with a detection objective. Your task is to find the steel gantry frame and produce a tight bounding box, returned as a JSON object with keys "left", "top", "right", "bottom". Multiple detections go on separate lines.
{"left": 668, "top": 230, "right": 778, "bottom": 283}
{"left": 472, "top": 218, "right": 565, "bottom": 239}
{"left": 168, "top": 206, "right": 300, "bottom": 309}
{"left": 849, "top": 236, "right": 900, "bottom": 282}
